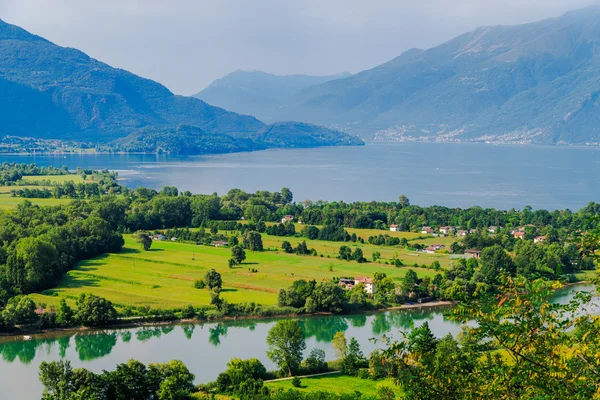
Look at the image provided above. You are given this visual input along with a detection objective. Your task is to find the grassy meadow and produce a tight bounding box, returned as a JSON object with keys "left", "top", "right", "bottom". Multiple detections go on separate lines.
{"left": 30, "top": 229, "right": 451, "bottom": 311}
{"left": 265, "top": 373, "right": 398, "bottom": 397}
{"left": 0, "top": 174, "right": 87, "bottom": 209}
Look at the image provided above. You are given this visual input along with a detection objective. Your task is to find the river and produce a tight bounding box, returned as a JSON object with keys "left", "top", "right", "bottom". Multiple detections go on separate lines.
{"left": 0, "top": 283, "right": 595, "bottom": 399}
{"left": 0, "top": 142, "right": 599, "bottom": 210}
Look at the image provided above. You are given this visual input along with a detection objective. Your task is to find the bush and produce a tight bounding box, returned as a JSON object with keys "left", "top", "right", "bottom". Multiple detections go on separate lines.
{"left": 194, "top": 279, "right": 206, "bottom": 289}
{"left": 292, "top": 376, "right": 302, "bottom": 388}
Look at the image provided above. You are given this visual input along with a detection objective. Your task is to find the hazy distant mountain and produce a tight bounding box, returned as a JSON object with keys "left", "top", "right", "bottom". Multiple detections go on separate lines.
{"left": 193, "top": 70, "right": 351, "bottom": 122}
{"left": 273, "top": 6, "right": 600, "bottom": 145}
{"left": 0, "top": 20, "right": 362, "bottom": 153}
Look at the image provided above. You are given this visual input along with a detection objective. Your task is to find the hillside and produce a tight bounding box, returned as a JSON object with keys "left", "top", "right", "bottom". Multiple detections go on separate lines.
{"left": 194, "top": 70, "right": 351, "bottom": 122}
{"left": 0, "top": 19, "right": 362, "bottom": 152}
{"left": 273, "top": 6, "right": 600, "bottom": 145}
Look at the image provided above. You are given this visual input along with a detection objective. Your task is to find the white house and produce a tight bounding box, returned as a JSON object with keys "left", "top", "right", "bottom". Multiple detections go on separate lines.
{"left": 439, "top": 226, "right": 455, "bottom": 235}
{"left": 534, "top": 235, "right": 546, "bottom": 244}
{"left": 281, "top": 215, "right": 294, "bottom": 224}
{"left": 421, "top": 227, "right": 434, "bottom": 235}
{"left": 390, "top": 224, "right": 400, "bottom": 232}
{"left": 457, "top": 229, "right": 469, "bottom": 237}
{"left": 354, "top": 277, "right": 376, "bottom": 295}
{"left": 488, "top": 226, "right": 498, "bottom": 233}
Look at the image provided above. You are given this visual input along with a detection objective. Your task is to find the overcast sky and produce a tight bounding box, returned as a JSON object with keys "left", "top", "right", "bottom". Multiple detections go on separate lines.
{"left": 1, "top": 0, "right": 599, "bottom": 95}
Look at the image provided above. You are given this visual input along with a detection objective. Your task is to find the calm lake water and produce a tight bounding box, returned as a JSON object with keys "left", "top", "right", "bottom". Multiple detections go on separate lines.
{"left": 0, "top": 284, "right": 595, "bottom": 400}
{"left": 0, "top": 143, "right": 599, "bottom": 210}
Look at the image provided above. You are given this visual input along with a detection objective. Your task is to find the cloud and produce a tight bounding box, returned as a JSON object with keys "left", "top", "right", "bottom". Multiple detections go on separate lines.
{"left": 1, "top": 0, "right": 599, "bottom": 95}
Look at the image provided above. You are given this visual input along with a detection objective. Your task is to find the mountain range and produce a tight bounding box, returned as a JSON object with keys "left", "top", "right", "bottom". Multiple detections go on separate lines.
{"left": 193, "top": 70, "right": 351, "bottom": 123}
{"left": 199, "top": 6, "right": 600, "bottom": 145}
{"left": 0, "top": 19, "right": 362, "bottom": 154}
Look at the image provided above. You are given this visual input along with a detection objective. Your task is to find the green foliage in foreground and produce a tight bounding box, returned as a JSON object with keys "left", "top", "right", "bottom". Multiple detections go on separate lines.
{"left": 40, "top": 359, "right": 196, "bottom": 400}
{"left": 380, "top": 276, "right": 600, "bottom": 399}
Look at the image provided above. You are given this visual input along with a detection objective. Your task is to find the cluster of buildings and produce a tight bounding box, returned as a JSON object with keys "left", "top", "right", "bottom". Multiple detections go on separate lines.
{"left": 418, "top": 226, "right": 469, "bottom": 237}
{"left": 338, "top": 276, "right": 376, "bottom": 295}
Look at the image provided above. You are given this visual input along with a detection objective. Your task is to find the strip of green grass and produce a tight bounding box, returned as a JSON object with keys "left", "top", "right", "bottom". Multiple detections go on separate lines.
{"left": 0, "top": 194, "right": 74, "bottom": 210}
{"left": 266, "top": 373, "right": 399, "bottom": 397}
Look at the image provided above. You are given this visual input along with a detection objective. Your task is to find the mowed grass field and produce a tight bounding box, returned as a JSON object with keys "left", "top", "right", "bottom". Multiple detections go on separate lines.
{"left": 0, "top": 174, "right": 88, "bottom": 209}
{"left": 266, "top": 373, "right": 398, "bottom": 397}
{"left": 30, "top": 229, "right": 451, "bottom": 310}
{"left": 0, "top": 195, "right": 74, "bottom": 210}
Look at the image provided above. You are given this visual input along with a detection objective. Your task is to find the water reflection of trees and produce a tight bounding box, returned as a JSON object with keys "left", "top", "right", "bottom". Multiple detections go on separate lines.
{"left": 182, "top": 324, "right": 195, "bottom": 340}
{"left": 74, "top": 331, "right": 117, "bottom": 361}
{"left": 136, "top": 327, "right": 164, "bottom": 342}
{"left": 0, "top": 339, "right": 49, "bottom": 364}
{"left": 208, "top": 324, "right": 228, "bottom": 346}
{"left": 371, "top": 308, "right": 450, "bottom": 336}
{"left": 301, "top": 316, "right": 349, "bottom": 342}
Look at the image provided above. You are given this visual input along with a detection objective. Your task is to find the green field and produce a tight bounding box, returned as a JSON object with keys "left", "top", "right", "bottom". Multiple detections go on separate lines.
{"left": 0, "top": 195, "right": 74, "bottom": 210}
{"left": 266, "top": 373, "right": 398, "bottom": 397}
{"left": 0, "top": 174, "right": 89, "bottom": 209}
{"left": 19, "top": 174, "right": 86, "bottom": 184}
{"left": 30, "top": 231, "right": 449, "bottom": 310}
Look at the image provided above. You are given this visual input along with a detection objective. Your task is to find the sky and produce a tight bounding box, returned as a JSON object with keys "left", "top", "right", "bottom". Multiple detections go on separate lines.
{"left": 1, "top": 0, "right": 599, "bottom": 95}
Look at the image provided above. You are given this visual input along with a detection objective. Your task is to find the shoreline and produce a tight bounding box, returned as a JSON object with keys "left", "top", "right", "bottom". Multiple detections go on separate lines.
{"left": 0, "top": 300, "right": 455, "bottom": 342}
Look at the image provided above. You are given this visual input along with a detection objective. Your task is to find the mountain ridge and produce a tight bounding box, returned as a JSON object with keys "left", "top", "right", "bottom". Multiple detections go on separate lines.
{"left": 0, "top": 19, "right": 362, "bottom": 153}
{"left": 193, "top": 70, "right": 352, "bottom": 123}
{"left": 270, "top": 6, "right": 600, "bottom": 145}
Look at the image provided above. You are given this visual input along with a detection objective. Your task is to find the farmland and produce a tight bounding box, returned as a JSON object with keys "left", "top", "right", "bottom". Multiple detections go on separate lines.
{"left": 30, "top": 230, "right": 452, "bottom": 311}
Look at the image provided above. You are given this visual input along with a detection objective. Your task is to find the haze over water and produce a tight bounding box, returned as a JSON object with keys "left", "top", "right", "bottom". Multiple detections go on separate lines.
{"left": 1, "top": 143, "right": 598, "bottom": 210}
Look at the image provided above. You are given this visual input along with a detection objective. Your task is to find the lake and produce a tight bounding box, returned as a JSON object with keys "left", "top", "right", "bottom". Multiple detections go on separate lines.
{"left": 0, "top": 284, "right": 595, "bottom": 400}
{"left": 0, "top": 142, "right": 599, "bottom": 210}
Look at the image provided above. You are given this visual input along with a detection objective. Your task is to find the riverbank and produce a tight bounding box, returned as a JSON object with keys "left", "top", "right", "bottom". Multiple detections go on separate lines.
{"left": 0, "top": 299, "right": 455, "bottom": 341}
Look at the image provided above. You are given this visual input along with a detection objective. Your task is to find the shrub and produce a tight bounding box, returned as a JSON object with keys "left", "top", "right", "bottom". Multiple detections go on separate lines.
{"left": 194, "top": 279, "right": 206, "bottom": 289}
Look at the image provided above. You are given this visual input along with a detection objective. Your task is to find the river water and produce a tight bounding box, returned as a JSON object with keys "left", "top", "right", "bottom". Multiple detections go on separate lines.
{"left": 0, "top": 143, "right": 599, "bottom": 210}
{"left": 0, "top": 284, "right": 595, "bottom": 399}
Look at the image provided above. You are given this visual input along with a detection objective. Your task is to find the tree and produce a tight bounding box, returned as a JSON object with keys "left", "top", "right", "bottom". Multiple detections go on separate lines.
{"left": 204, "top": 269, "right": 222, "bottom": 291}
{"left": 401, "top": 269, "right": 419, "bottom": 299}
{"left": 381, "top": 277, "right": 600, "bottom": 400}
{"left": 339, "top": 246, "right": 352, "bottom": 261}
{"left": 304, "top": 348, "right": 328, "bottom": 373}
{"left": 398, "top": 195, "right": 410, "bottom": 207}
{"left": 136, "top": 231, "right": 152, "bottom": 251}
{"left": 480, "top": 245, "right": 515, "bottom": 284}
{"left": 305, "top": 282, "right": 348, "bottom": 313}
{"left": 342, "top": 337, "right": 364, "bottom": 375}
{"left": 6, "top": 236, "right": 59, "bottom": 293}
{"left": 332, "top": 331, "right": 348, "bottom": 360}
{"left": 295, "top": 241, "right": 309, "bottom": 255}
{"left": 372, "top": 251, "right": 381, "bottom": 262}
{"left": 243, "top": 231, "right": 263, "bottom": 251}
{"left": 149, "top": 360, "right": 196, "bottom": 400}
{"left": 75, "top": 293, "right": 117, "bottom": 326}
{"left": 352, "top": 248, "right": 365, "bottom": 263}
{"left": 281, "top": 241, "right": 293, "bottom": 253}
{"left": 376, "top": 384, "right": 396, "bottom": 400}
{"left": 56, "top": 299, "right": 74, "bottom": 326}
{"left": 228, "top": 236, "right": 239, "bottom": 246}
{"left": 266, "top": 320, "right": 306, "bottom": 376}
{"left": 281, "top": 187, "right": 293, "bottom": 204}
{"left": 408, "top": 321, "right": 437, "bottom": 354}
{"left": 2, "top": 295, "right": 37, "bottom": 326}
{"left": 231, "top": 245, "right": 246, "bottom": 264}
